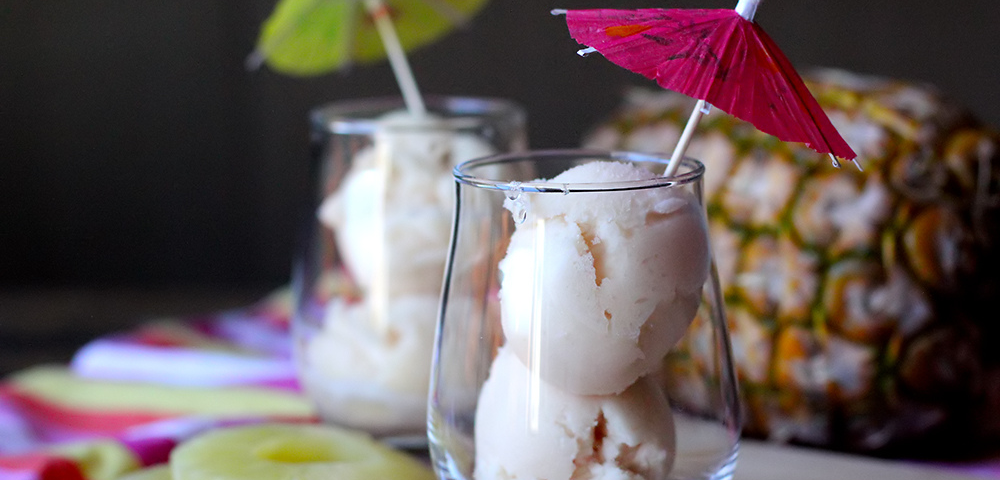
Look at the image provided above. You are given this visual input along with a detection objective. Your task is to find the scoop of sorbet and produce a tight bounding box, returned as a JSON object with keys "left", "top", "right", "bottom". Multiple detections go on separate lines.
{"left": 474, "top": 346, "right": 676, "bottom": 480}
{"left": 499, "top": 161, "right": 710, "bottom": 395}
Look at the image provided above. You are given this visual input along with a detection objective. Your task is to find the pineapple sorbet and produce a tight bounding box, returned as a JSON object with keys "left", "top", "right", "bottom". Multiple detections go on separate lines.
{"left": 475, "top": 347, "right": 676, "bottom": 480}
{"left": 475, "top": 160, "right": 709, "bottom": 480}
{"left": 498, "top": 161, "right": 710, "bottom": 395}
{"left": 304, "top": 111, "right": 496, "bottom": 434}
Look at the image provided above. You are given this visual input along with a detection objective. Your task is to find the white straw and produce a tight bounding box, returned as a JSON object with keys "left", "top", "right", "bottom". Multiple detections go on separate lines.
{"left": 363, "top": 0, "right": 426, "bottom": 116}
{"left": 664, "top": 99, "right": 707, "bottom": 177}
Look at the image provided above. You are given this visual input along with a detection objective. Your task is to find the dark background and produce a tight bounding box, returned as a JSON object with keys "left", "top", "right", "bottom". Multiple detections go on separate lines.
{"left": 2, "top": 0, "right": 999, "bottom": 291}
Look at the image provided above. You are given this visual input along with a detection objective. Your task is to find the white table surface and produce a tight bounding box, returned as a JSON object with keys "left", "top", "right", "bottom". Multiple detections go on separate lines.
{"left": 737, "top": 440, "right": 994, "bottom": 480}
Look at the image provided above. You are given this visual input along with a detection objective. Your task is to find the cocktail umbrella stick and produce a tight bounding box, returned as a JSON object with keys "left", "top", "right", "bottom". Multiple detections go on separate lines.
{"left": 363, "top": 0, "right": 427, "bottom": 116}
{"left": 664, "top": 99, "right": 709, "bottom": 177}
{"left": 663, "top": 0, "right": 760, "bottom": 177}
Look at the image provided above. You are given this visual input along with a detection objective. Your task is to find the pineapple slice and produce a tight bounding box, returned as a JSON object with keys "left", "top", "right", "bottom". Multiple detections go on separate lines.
{"left": 118, "top": 465, "right": 172, "bottom": 480}
{"left": 170, "top": 423, "right": 434, "bottom": 480}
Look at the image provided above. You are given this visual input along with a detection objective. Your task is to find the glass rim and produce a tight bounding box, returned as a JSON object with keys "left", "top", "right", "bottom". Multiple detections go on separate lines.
{"left": 453, "top": 149, "right": 705, "bottom": 193}
{"left": 310, "top": 95, "right": 526, "bottom": 135}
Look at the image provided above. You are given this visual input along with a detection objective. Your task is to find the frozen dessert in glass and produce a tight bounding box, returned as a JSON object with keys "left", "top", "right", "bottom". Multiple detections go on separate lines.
{"left": 497, "top": 160, "right": 710, "bottom": 395}
{"left": 318, "top": 111, "right": 497, "bottom": 296}
{"left": 428, "top": 151, "right": 741, "bottom": 480}
{"left": 294, "top": 97, "right": 526, "bottom": 442}
{"left": 478, "top": 160, "right": 706, "bottom": 479}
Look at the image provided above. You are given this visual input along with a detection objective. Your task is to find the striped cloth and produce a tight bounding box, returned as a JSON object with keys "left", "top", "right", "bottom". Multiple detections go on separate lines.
{"left": 0, "top": 288, "right": 317, "bottom": 480}
{"left": 3, "top": 287, "right": 1000, "bottom": 480}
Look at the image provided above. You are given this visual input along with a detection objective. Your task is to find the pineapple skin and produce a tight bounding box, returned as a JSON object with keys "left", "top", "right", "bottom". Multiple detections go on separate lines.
{"left": 583, "top": 68, "right": 1000, "bottom": 455}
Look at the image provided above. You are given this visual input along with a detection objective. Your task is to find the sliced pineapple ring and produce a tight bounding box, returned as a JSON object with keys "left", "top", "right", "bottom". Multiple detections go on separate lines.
{"left": 170, "top": 423, "right": 434, "bottom": 480}
{"left": 118, "top": 465, "right": 172, "bottom": 480}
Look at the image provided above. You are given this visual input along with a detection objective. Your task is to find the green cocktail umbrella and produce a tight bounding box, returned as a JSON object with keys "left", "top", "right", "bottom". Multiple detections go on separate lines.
{"left": 249, "top": 0, "right": 489, "bottom": 114}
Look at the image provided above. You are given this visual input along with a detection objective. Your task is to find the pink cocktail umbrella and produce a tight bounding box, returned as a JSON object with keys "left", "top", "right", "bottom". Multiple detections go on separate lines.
{"left": 555, "top": 0, "right": 858, "bottom": 175}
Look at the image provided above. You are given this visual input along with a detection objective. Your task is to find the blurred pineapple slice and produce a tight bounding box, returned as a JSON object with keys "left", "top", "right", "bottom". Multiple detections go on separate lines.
{"left": 170, "top": 423, "right": 434, "bottom": 480}
{"left": 118, "top": 465, "right": 171, "bottom": 480}
{"left": 585, "top": 68, "right": 1000, "bottom": 454}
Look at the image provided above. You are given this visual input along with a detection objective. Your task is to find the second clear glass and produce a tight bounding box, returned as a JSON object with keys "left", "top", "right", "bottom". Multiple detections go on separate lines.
{"left": 293, "top": 96, "right": 527, "bottom": 446}
{"left": 429, "top": 150, "right": 742, "bottom": 480}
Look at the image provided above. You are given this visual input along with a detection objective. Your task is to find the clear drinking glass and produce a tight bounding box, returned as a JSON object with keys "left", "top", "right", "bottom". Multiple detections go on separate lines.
{"left": 428, "top": 150, "right": 742, "bottom": 480}
{"left": 293, "top": 96, "right": 527, "bottom": 446}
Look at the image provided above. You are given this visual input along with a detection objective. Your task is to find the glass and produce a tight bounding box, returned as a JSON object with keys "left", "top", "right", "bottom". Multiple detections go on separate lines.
{"left": 428, "top": 150, "right": 742, "bottom": 480}
{"left": 293, "top": 96, "right": 527, "bottom": 446}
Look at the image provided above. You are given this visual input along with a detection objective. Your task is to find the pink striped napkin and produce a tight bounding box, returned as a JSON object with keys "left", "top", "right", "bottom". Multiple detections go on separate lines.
{"left": 0, "top": 288, "right": 317, "bottom": 480}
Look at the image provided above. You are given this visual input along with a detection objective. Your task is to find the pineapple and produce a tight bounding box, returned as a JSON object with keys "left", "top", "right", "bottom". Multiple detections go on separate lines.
{"left": 118, "top": 466, "right": 172, "bottom": 480}
{"left": 170, "top": 423, "right": 434, "bottom": 480}
{"left": 584, "top": 68, "right": 1000, "bottom": 454}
